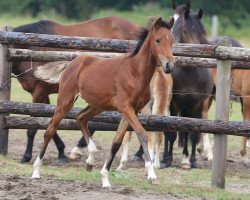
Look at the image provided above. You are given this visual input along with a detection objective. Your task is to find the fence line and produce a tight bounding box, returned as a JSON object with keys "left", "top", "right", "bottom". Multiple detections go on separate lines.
{"left": 8, "top": 48, "right": 250, "bottom": 69}
{"left": 1, "top": 31, "right": 250, "bottom": 61}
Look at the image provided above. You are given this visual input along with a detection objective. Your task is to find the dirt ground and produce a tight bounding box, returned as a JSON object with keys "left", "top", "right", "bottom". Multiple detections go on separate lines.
{"left": 0, "top": 129, "right": 249, "bottom": 200}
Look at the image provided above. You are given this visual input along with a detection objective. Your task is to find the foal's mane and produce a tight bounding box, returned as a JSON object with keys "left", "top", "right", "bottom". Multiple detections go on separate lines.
{"left": 14, "top": 20, "right": 56, "bottom": 34}
{"left": 130, "top": 20, "right": 172, "bottom": 57}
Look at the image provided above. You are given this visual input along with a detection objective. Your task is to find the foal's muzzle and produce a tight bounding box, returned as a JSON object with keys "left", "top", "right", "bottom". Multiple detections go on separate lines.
{"left": 164, "top": 61, "right": 175, "bottom": 74}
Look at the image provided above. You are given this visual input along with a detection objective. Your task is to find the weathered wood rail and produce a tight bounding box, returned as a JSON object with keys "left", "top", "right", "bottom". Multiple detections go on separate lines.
{"left": 8, "top": 48, "right": 250, "bottom": 69}
{"left": 1, "top": 101, "right": 250, "bottom": 137}
{"left": 1, "top": 31, "right": 250, "bottom": 61}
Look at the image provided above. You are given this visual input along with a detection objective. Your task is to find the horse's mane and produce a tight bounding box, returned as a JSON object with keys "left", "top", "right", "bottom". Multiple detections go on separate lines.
{"left": 130, "top": 20, "right": 173, "bottom": 57}
{"left": 13, "top": 20, "right": 56, "bottom": 34}
{"left": 173, "top": 11, "right": 208, "bottom": 44}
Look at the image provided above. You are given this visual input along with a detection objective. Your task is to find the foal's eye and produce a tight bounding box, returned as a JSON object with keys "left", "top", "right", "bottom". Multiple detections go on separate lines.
{"left": 155, "top": 39, "right": 161, "bottom": 44}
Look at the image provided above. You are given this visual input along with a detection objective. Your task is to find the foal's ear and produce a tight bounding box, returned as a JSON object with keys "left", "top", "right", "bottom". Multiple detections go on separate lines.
{"left": 153, "top": 17, "right": 163, "bottom": 30}
{"left": 197, "top": 9, "right": 203, "bottom": 19}
{"left": 168, "top": 17, "right": 175, "bottom": 29}
{"left": 172, "top": 0, "right": 177, "bottom": 10}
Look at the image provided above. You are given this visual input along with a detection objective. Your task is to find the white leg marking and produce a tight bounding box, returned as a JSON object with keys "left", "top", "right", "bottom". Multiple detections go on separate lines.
{"left": 145, "top": 161, "right": 157, "bottom": 182}
{"left": 101, "top": 161, "right": 111, "bottom": 188}
{"left": 86, "top": 139, "right": 97, "bottom": 166}
{"left": 203, "top": 133, "right": 213, "bottom": 161}
{"left": 31, "top": 156, "right": 42, "bottom": 179}
{"left": 71, "top": 146, "right": 84, "bottom": 155}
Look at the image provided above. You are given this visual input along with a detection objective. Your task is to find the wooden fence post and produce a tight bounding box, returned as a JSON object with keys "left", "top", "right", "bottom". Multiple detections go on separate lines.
{"left": 212, "top": 39, "right": 232, "bottom": 188}
{"left": 0, "top": 27, "right": 12, "bottom": 155}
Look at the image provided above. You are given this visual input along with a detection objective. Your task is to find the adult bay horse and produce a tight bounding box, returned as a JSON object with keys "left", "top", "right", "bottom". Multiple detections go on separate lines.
{"left": 12, "top": 16, "right": 140, "bottom": 163}
{"left": 161, "top": 8, "right": 214, "bottom": 169}
{"left": 31, "top": 18, "right": 175, "bottom": 188}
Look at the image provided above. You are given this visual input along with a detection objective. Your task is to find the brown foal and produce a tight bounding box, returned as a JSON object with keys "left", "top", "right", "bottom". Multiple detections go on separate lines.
{"left": 31, "top": 17, "right": 175, "bottom": 187}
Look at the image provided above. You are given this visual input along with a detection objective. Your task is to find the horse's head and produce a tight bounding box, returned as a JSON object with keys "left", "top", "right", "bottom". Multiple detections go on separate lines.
{"left": 172, "top": 8, "right": 207, "bottom": 44}
{"left": 172, "top": 0, "right": 191, "bottom": 21}
{"left": 149, "top": 17, "right": 175, "bottom": 74}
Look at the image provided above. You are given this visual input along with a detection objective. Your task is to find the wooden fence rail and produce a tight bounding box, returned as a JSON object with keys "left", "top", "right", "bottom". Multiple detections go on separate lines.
{"left": 1, "top": 31, "right": 250, "bottom": 61}
{"left": 1, "top": 101, "right": 250, "bottom": 137}
{"left": 8, "top": 48, "right": 250, "bottom": 69}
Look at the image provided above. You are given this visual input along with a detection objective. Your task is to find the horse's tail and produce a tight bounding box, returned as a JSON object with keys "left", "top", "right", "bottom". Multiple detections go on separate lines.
{"left": 34, "top": 61, "right": 69, "bottom": 83}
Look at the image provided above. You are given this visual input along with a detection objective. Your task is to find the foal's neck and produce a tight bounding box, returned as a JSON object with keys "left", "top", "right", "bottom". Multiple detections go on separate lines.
{"left": 131, "top": 37, "right": 157, "bottom": 82}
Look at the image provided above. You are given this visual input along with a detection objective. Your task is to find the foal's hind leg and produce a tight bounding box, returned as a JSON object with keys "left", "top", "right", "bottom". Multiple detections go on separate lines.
{"left": 101, "top": 117, "right": 129, "bottom": 188}
{"left": 76, "top": 106, "right": 101, "bottom": 171}
{"left": 32, "top": 96, "right": 74, "bottom": 178}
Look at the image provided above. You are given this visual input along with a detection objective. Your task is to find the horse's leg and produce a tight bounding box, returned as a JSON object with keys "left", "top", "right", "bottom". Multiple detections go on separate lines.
{"left": 117, "top": 131, "right": 132, "bottom": 170}
{"left": 68, "top": 130, "right": 95, "bottom": 160}
{"left": 132, "top": 145, "right": 144, "bottom": 161}
{"left": 101, "top": 117, "right": 129, "bottom": 188}
{"left": 240, "top": 97, "right": 250, "bottom": 167}
{"left": 21, "top": 128, "right": 37, "bottom": 163}
{"left": 121, "top": 104, "right": 156, "bottom": 184}
{"left": 75, "top": 106, "right": 101, "bottom": 171}
{"left": 189, "top": 107, "right": 203, "bottom": 169}
{"left": 162, "top": 105, "right": 178, "bottom": 168}
{"left": 154, "top": 132, "right": 163, "bottom": 168}
{"left": 32, "top": 94, "right": 74, "bottom": 178}
{"left": 197, "top": 96, "right": 213, "bottom": 161}
{"left": 179, "top": 131, "right": 190, "bottom": 169}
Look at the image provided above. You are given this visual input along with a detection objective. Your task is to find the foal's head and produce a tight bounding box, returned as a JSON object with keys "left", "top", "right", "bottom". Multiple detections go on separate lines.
{"left": 132, "top": 17, "right": 175, "bottom": 74}
{"left": 172, "top": 8, "right": 208, "bottom": 44}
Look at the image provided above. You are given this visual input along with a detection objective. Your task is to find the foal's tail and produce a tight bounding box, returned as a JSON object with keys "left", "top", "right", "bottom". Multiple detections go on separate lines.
{"left": 34, "top": 61, "right": 69, "bottom": 83}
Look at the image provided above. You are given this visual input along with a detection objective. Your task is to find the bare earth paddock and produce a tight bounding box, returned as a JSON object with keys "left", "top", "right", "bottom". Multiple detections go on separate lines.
{"left": 0, "top": 128, "right": 249, "bottom": 200}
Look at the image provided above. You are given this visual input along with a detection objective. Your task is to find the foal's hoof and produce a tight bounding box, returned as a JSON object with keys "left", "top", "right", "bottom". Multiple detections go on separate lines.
{"left": 20, "top": 156, "right": 31, "bottom": 164}
{"left": 131, "top": 156, "right": 144, "bottom": 162}
{"left": 85, "top": 163, "right": 94, "bottom": 172}
{"left": 148, "top": 178, "right": 157, "bottom": 185}
{"left": 117, "top": 162, "right": 129, "bottom": 171}
{"left": 243, "top": 162, "right": 250, "bottom": 168}
{"left": 181, "top": 163, "right": 191, "bottom": 170}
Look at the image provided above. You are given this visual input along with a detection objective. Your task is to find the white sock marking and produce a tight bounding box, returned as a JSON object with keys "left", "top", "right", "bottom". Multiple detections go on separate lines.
{"left": 101, "top": 161, "right": 111, "bottom": 188}
{"left": 86, "top": 139, "right": 97, "bottom": 166}
{"left": 31, "top": 156, "right": 42, "bottom": 179}
{"left": 145, "top": 161, "right": 157, "bottom": 181}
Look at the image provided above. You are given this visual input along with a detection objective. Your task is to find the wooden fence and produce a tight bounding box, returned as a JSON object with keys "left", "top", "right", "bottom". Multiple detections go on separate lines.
{"left": 1, "top": 30, "right": 250, "bottom": 189}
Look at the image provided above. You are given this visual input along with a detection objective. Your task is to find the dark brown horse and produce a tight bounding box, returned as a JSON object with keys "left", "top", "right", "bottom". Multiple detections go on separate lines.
{"left": 31, "top": 18, "right": 175, "bottom": 188}
{"left": 13, "top": 16, "right": 140, "bottom": 163}
{"left": 161, "top": 7, "right": 214, "bottom": 169}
